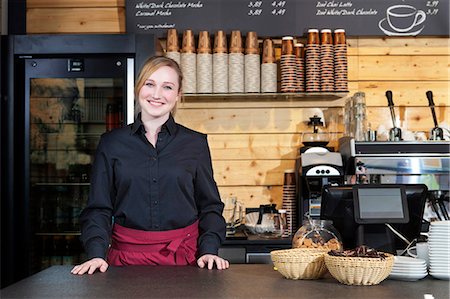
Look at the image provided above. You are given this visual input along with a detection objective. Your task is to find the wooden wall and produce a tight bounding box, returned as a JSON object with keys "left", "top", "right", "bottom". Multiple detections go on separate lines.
{"left": 27, "top": 1, "right": 450, "bottom": 210}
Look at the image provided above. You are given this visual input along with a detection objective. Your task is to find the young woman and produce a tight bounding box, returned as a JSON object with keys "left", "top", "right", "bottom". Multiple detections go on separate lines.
{"left": 71, "top": 56, "right": 229, "bottom": 275}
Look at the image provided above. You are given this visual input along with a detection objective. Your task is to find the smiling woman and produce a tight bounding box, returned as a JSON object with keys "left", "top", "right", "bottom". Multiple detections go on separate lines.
{"left": 71, "top": 56, "right": 229, "bottom": 275}
{"left": 134, "top": 56, "right": 183, "bottom": 119}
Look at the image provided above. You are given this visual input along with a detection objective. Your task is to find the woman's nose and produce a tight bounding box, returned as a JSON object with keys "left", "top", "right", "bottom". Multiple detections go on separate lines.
{"left": 152, "top": 87, "right": 162, "bottom": 99}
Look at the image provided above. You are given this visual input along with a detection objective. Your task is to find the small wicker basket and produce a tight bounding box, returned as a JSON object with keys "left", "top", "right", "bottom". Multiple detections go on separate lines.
{"left": 324, "top": 253, "right": 394, "bottom": 286}
{"left": 270, "top": 248, "right": 329, "bottom": 280}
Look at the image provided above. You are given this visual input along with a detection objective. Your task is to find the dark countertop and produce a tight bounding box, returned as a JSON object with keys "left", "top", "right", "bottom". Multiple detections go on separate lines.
{"left": 1, "top": 265, "right": 448, "bottom": 299}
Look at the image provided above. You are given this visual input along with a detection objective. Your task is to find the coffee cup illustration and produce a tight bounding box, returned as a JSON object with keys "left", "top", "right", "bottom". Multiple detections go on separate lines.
{"left": 386, "top": 5, "right": 426, "bottom": 33}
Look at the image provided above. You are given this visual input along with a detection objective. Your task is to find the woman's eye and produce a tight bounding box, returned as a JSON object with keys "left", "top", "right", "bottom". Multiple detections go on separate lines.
{"left": 164, "top": 85, "right": 173, "bottom": 90}
{"left": 145, "top": 82, "right": 154, "bottom": 87}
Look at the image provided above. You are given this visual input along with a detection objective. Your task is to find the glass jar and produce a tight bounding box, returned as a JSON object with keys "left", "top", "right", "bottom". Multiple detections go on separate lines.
{"left": 292, "top": 219, "right": 343, "bottom": 251}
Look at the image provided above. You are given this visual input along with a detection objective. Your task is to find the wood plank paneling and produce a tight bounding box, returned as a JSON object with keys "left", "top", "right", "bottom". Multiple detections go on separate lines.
{"left": 27, "top": 8, "right": 125, "bottom": 33}
{"left": 208, "top": 133, "right": 342, "bottom": 160}
{"left": 212, "top": 160, "right": 294, "bottom": 186}
{"left": 355, "top": 56, "right": 449, "bottom": 81}
{"left": 348, "top": 37, "right": 450, "bottom": 56}
{"left": 353, "top": 81, "right": 450, "bottom": 106}
{"left": 367, "top": 106, "right": 449, "bottom": 132}
{"left": 176, "top": 107, "right": 344, "bottom": 134}
{"left": 218, "top": 186, "right": 283, "bottom": 209}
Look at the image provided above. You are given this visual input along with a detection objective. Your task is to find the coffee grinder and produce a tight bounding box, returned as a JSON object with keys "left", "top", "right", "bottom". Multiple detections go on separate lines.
{"left": 295, "top": 115, "right": 344, "bottom": 224}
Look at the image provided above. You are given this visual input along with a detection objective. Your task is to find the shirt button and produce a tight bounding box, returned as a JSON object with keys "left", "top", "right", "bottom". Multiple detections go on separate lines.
{"left": 152, "top": 178, "right": 157, "bottom": 183}
{"left": 151, "top": 156, "right": 157, "bottom": 161}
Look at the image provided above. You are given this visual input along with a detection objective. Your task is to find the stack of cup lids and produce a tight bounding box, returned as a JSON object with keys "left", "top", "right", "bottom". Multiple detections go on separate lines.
{"left": 320, "top": 29, "right": 335, "bottom": 92}
{"left": 212, "top": 30, "right": 228, "bottom": 93}
{"left": 261, "top": 39, "right": 277, "bottom": 93}
{"left": 305, "top": 29, "right": 321, "bottom": 92}
{"left": 228, "top": 30, "right": 245, "bottom": 93}
{"left": 180, "top": 29, "right": 197, "bottom": 94}
{"left": 244, "top": 31, "right": 261, "bottom": 93}
{"left": 165, "top": 29, "right": 180, "bottom": 65}
{"left": 294, "top": 43, "right": 305, "bottom": 92}
{"left": 282, "top": 169, "right": 297, "bottom": 236}
{"left": 280, "top": 36, "right": 297, "bottom": 93}
{"left": 196, "top": 31, "right": 213, "bottom": 93}
{"left": 333, "top": 29, "right": 348, "bottom": 92}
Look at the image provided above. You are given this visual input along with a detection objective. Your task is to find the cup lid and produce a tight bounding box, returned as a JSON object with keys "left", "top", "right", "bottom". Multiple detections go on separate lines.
{"left": 262, "top": 38, "right": 275, "bottom": 63}
{"left": 166, "top": 29, "right": 179, "bottom": 52}
{"left": 182, "top": 29, "right": 196, "bottom": 53}
{"left": 245, "top": 31, "right": 259, "bottom": 55}
{"left": 197, "top": 31, "right": 212, "bottom": 54}
{"left": 229, "top": 30, "right": 243, "bottom": 53}
{"left": 214, "top": 30, "right": 228, "bottom": 53}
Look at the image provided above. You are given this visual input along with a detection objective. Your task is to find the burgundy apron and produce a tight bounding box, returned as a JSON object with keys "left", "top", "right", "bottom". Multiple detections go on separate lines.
{"left": 107, "top": 221, "right": 199, "bottom": 266}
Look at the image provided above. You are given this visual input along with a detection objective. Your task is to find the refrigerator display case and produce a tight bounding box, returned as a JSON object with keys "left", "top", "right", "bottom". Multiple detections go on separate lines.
{"left": 1, "top": 34, "right": 155, "bottom": 287}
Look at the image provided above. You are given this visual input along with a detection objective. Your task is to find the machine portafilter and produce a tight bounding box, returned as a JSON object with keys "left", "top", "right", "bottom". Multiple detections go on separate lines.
{"left": 426, "top": 91, "right": 444, "bottom": 140}
{"left": 385, "top": 90, "right": 402, "bottom": 141}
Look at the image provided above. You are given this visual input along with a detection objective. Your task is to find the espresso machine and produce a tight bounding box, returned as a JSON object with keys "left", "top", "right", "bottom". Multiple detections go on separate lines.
{"left": 339, "top": 137, "right": 450, "bottom": 221}
{"left": 296, "top": 116, "right": 344, "bottom": 223}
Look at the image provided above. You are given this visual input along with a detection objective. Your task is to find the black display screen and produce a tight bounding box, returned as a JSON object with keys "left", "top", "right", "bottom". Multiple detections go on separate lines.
{"left": 353, "top": 185, "right": 409, "bottom": 224}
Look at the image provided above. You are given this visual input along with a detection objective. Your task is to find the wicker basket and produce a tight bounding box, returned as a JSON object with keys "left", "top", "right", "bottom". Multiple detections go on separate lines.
{"left": 324, "top": 253, "right": 394, "bottom": 286}
{"left": 270, "top": 248, "right": 329, "bottom": 280}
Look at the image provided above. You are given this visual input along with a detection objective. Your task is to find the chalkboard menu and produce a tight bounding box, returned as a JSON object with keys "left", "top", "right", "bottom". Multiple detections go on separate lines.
{"left": 127, "top": 0, "right": 449, "bottom": 37}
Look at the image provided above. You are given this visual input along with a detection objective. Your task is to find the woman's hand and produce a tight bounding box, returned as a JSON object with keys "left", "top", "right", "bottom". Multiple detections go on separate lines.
{"left": 197, "top": 254, "right": 229, "bottom": 270}
{"left": 71, "top": 258, "right": 109, "bottom": 275}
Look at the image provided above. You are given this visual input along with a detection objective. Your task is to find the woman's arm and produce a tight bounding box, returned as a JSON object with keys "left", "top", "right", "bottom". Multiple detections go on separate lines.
{"left": 78, "top": 136, "right": 115, "bottom": 263}
{"left": 194, "top": 136, "right": 227, "bottom": 258}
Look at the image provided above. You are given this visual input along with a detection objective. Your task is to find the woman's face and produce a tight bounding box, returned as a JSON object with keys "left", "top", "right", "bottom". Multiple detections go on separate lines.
{"left": 138, "top": 66, "right": 180, "bottom": 120}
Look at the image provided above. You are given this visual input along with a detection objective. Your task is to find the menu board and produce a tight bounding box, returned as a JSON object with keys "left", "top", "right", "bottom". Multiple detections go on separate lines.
{"left": 127, "top": 0, "right": 449, "bottom": 36}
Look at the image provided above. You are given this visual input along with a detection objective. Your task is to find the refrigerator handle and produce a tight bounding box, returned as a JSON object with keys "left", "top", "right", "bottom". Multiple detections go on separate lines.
{"left": 126, "top": 58, "right": 135, "bottom": 125}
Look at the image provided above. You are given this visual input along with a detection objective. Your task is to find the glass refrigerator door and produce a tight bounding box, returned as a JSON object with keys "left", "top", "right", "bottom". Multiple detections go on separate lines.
{"left": 25, "top": 57, "right": 133, "bottom": 273}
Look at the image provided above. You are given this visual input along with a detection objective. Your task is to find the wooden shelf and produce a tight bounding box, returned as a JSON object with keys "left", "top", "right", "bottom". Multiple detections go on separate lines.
{"left": 179, "top": 92, "right": 349, "bottom": 109}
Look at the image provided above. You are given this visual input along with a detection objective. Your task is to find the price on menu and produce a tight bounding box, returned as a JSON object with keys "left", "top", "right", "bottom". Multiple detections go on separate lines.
{"left": 248, "top": 1, "right": 263, "bottom": 8}
{"left": 248, "top": 9, "right": 263, "bottom": 16}
{"left": 271, "top": 9, "right": 286, "bottom": 15}
{"left": 426, "top": 1, "right": 439, "bottom": 7}
{"left": 272, "top": 1, "right": 286, "bottom": 7}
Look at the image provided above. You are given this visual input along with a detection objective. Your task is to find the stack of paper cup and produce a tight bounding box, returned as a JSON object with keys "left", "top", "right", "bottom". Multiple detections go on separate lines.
{"left": 280, "top": 36, "right": 297, "bottom": 93}
{"left": 213, "top": 30, "right": 228, "bottom": 93}
{"left": 305, "top": 29, "right": 321, "bottom": 92}
{"left": 244, "top": 31, "right": 260, "bottom": 93}
{"left": 228, "top": 30, "right": 244, "bottom": 93}
{"left": 320, "top": 29, "right": 334, "bottom": 92}
{"left": 334, "top": 29, "right": 348, "bottom": 92}
{"left": 181, "top": 29, "right": 197, "bottom": 94}
{"left": 165, "top": 29, "right": 180, "bottom": 65}
{"left": 261, "top": 39, "right": 277, "bottom": 93}
{"left": 282, "top": 169, "right": 297, "bottom": 236}
{"left": 320, "top": 29, "right": 335, "bottom": 92}
{"left": 294, "top": 43, "right": 305, "bottom": 92}
{"left": 196, "top": 31, "right": 213, "bottom": 93}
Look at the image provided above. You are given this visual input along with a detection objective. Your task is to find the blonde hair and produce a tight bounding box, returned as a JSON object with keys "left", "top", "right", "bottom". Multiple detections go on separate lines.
{"left": 134, "top": 56, "right": 183, "bottom": 118}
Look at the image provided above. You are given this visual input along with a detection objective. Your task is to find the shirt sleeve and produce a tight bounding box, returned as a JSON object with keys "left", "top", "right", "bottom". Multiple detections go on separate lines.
{"left": 79, "top": 135, "right": 114, "bottom": 260}
{"left": 194, "top": 135, "right": 226, "bottom": 257}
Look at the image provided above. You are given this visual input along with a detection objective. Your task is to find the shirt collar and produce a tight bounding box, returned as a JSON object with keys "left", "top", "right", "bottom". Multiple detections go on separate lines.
{"left": 131, "top": 113, "right": 176, "bottom": 136}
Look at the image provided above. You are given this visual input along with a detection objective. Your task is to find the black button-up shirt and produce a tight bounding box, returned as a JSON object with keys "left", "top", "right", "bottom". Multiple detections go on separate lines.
{"left": 80, "top": 114, "right": 226, "bottom": 260}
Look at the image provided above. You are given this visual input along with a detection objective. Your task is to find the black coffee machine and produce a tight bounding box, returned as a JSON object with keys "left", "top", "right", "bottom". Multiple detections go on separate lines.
{"left": 295, "top": 116, "right": 344, "bottom": 225}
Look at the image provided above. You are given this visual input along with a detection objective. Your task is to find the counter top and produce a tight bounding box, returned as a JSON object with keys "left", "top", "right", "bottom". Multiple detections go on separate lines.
{"left": 1, "top": 265, "right": 448, "bottom": 299}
